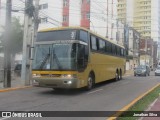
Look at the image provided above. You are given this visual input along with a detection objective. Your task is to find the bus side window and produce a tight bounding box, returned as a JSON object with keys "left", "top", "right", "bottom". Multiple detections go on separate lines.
{"left": 112, "top": 44, "right": 115, "bottom": 55}
{"left": 80, "top": 30, "right": 88, "bottom": 43}
{"left": 99, "top": 39, "right": 105, "bottom": 52}
{"left": 124, "top": 49, "right": 126, "bottom": 56}
{"left": 117, "top": 47, "right": 120, "bottom": 56}
{"left": 120, "top": 48, "right": 123, "bottom": 56}
{"left": 91, "top": 35, "right": 97, "bottom": 50}
{"left": 106, "top": 41, "right": 111, "bottom": 54}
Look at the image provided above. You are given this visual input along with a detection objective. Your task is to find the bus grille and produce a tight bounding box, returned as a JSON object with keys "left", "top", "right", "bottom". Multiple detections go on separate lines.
{"left": 41, "top": 74, "right": 61, "bottom": 77}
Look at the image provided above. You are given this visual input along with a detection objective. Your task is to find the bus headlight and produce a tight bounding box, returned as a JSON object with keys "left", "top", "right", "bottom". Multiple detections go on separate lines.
{"left": 68, "top": 81, "right": 72, "bottom": 84}
{"left": 61, "top": 74, "right": 77, "bottom": 78}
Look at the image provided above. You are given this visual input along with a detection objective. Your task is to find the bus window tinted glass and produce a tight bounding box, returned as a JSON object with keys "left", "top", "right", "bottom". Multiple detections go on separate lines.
{"left": 99, "top": 39, "right": 105, "bottom": 52}
{"left": 80, "top": 30, "right": 88, "bottom": 43}
{"left": 106, "top": 42, "right": 111, "bottom": 53}
{"left": 121, "top": 48, "right": 124, "bottom": 56}
{"left": 91, "top": 36, "right": 97, "bottom": 50}
{"left": 112, "top": 44, "right": 115, "bottom": 54}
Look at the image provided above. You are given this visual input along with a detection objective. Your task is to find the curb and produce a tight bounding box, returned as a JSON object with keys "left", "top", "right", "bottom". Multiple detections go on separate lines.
{"left": 107, "top": 83, "right": 160, "bottom": 120}
{"left": 0, "top": 86, "right": 32, "bottom": 92}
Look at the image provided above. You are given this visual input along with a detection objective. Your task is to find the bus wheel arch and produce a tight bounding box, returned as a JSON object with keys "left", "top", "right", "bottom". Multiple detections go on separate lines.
{"left": 86, "top": 71, "right": 95, "bottom": 90}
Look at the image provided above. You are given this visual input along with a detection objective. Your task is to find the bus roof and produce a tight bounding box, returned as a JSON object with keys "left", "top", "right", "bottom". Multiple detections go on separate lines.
{"left": 38, "top": 27, "right": 125, "bottom": 48}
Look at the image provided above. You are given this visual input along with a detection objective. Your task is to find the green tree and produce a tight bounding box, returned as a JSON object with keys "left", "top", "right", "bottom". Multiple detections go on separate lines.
{"left": 0, "top": 17, "right": 23, "bottom": 57}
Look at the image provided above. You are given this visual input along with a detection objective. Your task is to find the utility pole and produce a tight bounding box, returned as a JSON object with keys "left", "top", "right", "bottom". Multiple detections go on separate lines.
{"left": 30, "top": 0, "right": 40, "bottom": 85}
{"left": 106, "top": 0, "right": 108, "bottom": 38}
{"left": 0, "top": 0, "right": 1, "bottom": 18}
{"left": 3, "top": 0, "right": 12, "bottom": 88}
{"left": 33, "top": 0, "right": 40, "bottom": 35}
{"left": 32, "top": 0, "right": 40, "bottom": 46}
{"left": 111, "top": 0, "right": 113, "bottom": 40}
{"left": 21, "top": 0, "right": 34, "bottom": 85}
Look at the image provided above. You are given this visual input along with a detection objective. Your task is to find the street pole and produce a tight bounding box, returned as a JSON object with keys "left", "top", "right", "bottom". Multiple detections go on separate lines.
{"left": 30, "top": 0, "right": 40, "bottom": 85}
{"left": 106, "top": 0, "right": 108, "bottom": 38}
{"left": 145, "top": 38, "right": 147, "bottom": 65}
{"left": 3, "top": 0, "right": 12, "bottom": 88}
{"left": 21, "top": 0, "right": 34, "bottom": 85}
{"left": 32, "top": 0, "right": 40, "bottom": 45}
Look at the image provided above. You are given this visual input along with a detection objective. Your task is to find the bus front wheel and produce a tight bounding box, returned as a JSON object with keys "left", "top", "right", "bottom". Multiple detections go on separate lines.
{"left": 119, "top": 70, "right": 122, "bottom": 80}
{"left": 87, "top": 74, "right": 94, "bottom": 90}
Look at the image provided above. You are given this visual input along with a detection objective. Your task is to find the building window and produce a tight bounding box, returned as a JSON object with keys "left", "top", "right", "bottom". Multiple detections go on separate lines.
{"left": 81, "top": 0, "right": 84, "bottom": 4}
{"left": 39, "top": 3, "right": 48, "bottom": 10}
{"left": 63, "top": 0, "right": 68, "bottom": 7}
{"left": 63, "top": 16, "right": 68, "bottom": 22}
{"left": 86, "top": 0, "right": 90, "bottom": 4}
{"left": 86, "top": 12, "right": 90, "bottom": 20}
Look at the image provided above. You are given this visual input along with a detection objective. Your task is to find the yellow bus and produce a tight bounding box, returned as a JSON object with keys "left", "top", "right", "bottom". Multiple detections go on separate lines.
{"left": 32, "top": 27, "right": 126, "bottom": 90}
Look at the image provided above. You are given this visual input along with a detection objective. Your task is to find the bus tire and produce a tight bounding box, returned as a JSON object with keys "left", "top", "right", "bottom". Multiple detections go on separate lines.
{"left": 115, "top": 70, "right": 119, "bottom": 81}
{"left": 119, "top": 69, "right": 122, "bottom": 80}
{"left": 86, "top": 74, "right": 94, "bottom": 90}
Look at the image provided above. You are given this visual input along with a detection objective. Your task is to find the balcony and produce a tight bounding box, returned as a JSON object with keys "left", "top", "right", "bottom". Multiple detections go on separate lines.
{"left": 118, "top": 0, "right": 126, "bottom": 4}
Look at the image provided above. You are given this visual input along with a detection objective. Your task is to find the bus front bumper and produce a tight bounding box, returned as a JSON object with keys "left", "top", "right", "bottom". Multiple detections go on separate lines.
{"left": 32, "top": 77, "right": 80, "bottom": 89}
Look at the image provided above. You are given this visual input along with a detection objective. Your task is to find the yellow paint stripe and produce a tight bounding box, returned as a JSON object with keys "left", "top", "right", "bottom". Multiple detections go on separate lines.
{"left": 0, "top": 86, "right": 32, "bottom": 92}
{"left": 32, "top": 71, "right": 78, "bottom": 74}
{"left": 107, "top": 83, "right": 160, "bottom": 120}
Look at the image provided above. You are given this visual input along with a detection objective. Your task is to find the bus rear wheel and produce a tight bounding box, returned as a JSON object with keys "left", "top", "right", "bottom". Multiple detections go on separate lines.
{"left": 86, "top": 74, "right": 94, "bottom": 90}
{"left": 115, "top": 71, "right": 119, "bottom": 81}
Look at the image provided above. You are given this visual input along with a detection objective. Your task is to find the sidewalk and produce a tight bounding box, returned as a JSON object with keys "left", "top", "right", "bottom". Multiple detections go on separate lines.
{"left": 124, "top": 70, "right": 134, "bottom": 76}
{"left": 142, "top": 97, "right": 160, "bottom": 120}
{"left": 0, "top": 76, "right": 25, "bottom": 89}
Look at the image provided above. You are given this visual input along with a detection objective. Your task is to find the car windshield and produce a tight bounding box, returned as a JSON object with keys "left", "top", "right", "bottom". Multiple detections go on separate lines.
{"left": 156, "top": 67, "right": 160, "bottom": 70}
{"left": 137, "top": 65, "right": 146, "bottom": 69}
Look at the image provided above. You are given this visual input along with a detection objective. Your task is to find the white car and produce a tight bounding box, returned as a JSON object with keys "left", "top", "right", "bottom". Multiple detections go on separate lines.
{"left": 155, "top": 67, "right": 160, "bottom": 76}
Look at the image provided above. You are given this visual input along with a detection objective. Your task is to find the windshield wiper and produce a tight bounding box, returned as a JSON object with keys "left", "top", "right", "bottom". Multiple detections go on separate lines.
{"left": 39, "top": 48, "right": 50, "bottom": 69}
{"left": 53, "top": 49, "right": 62, "bottom": 70}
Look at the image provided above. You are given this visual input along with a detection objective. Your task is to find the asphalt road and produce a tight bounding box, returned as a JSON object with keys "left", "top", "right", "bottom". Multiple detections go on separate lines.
{"left": 0, "top": 72, "right": 160, "bottom": 120}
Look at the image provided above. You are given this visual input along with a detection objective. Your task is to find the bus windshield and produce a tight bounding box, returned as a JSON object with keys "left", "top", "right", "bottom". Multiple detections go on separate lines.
{"left": 32, "top": 43, "right": 77, "bottom": 70}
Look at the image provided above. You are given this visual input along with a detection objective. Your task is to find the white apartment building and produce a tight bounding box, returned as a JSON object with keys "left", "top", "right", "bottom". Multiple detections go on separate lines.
{"left": 118, "top": 0, "right": 160, "bottom": 42}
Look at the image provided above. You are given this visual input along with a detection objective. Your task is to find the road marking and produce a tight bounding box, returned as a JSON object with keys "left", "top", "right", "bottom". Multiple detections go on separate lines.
{"left": 107, "top": 83, "right": 160, "bottom": 120}
{"left": 0, "top": 86, "right": 32, "bottom": 92}
{"left": 87, "top": 89, "right": 103, "bottom": 94}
